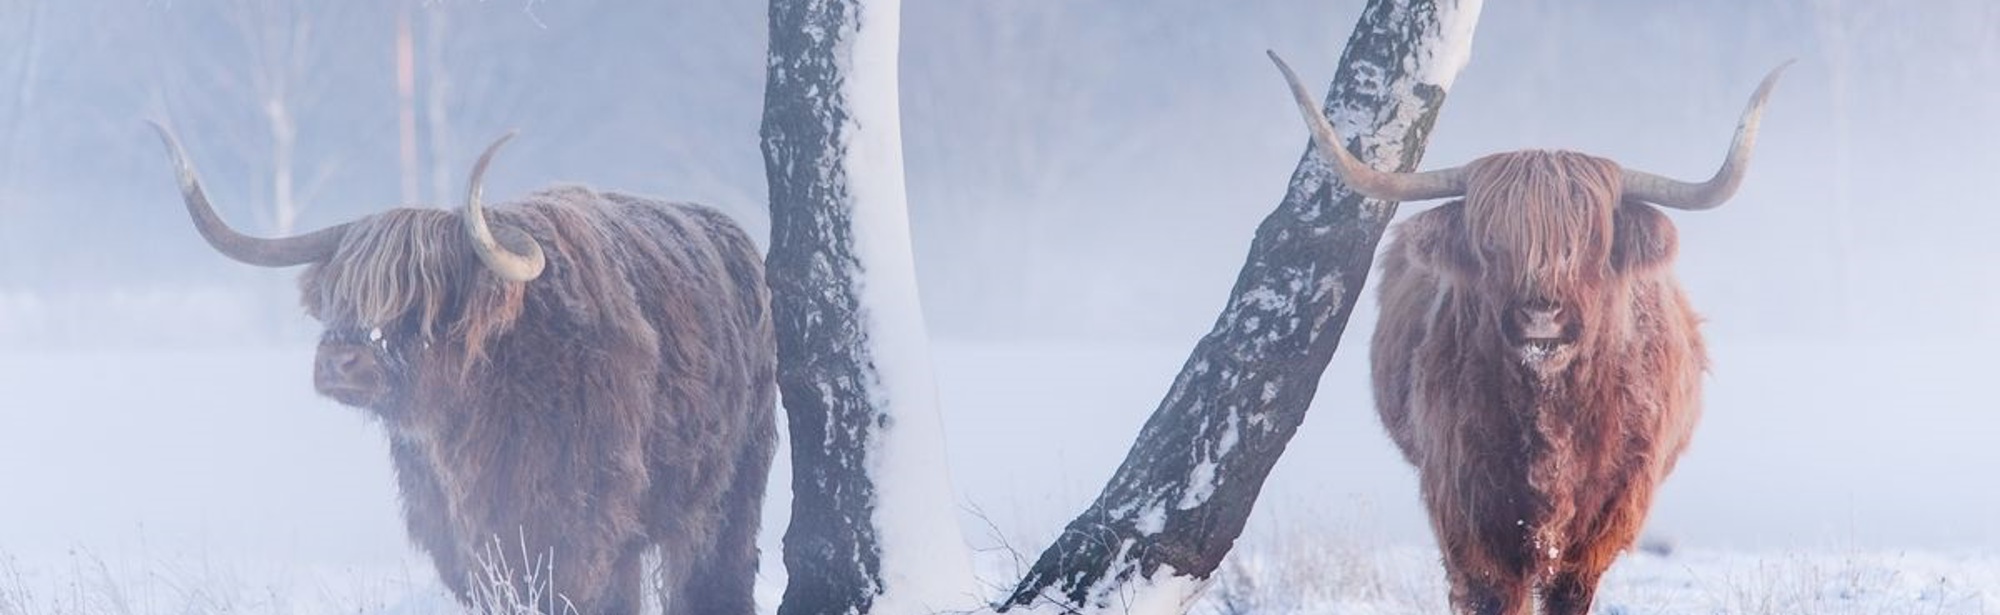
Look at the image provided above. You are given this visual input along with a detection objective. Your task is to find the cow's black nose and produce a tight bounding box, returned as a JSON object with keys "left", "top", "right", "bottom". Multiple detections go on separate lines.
{"left": 1517, "top": 304, "right": 1561, "bottom": 320}
{"left": 325, "top": 347, "right": 364, "bottom": 375}
{"left": 316, "top": 344, "right": 380, "bottom": 388}
{"left": 1516, "top": 297, "right": 1560, "bottom": 312}
{"left": 1513, "top": 302, "right": 1564, "bottom": 338}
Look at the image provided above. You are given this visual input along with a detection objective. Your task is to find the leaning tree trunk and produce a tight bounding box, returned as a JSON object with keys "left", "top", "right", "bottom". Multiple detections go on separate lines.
{"left": 998, "top": 0, "right": 1482, "bottom": 610}
{"left": 761, "top": 0, "right": 976, "bottom": 614}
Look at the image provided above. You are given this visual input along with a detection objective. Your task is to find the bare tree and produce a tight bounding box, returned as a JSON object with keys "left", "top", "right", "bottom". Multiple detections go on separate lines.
{"left": 1, "top": 0, "right": 45, "bottom": 192}
{"left": 997, "top": 0, "right": 1481, "bottom": 609}
{"left": 0, "top": 0, "right": 37, "bottom": 283}
{"left": 234, "top": 0, "right": 309, "bottom": 235}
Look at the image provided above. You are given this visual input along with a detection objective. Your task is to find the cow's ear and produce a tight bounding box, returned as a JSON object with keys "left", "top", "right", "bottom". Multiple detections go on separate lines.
{"left": 1393, "top": 200, "right": 1477, "bottom": 278}
{"left": 1612, "top": 201, "right": 1679, "bottom": 273}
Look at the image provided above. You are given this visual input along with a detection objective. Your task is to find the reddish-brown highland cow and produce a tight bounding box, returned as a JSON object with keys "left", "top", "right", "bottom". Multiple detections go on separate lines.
{"left": 1271, "top": 54, "right": 1787, "bottom": 615}
{"left": 151, "top": 127, "right": 776, "bottom": 615}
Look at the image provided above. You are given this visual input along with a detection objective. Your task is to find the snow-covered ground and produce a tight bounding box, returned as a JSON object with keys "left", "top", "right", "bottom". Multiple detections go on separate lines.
{"left": 3, "top": 540, "right": 1994, "bottom": 614}
{"left": 1198, "top": 542, "right": 1999, "bottom": 614}
{"left": 1, "top": 338, "right": 1994, "bottom": 613}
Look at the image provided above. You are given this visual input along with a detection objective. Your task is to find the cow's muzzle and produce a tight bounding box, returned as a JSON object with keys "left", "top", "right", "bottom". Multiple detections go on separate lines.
{"left": 315, "top": 342, "right": 390, "bottom": 407}
{"left": 1513, "top": 303, "right": 1565, "bottom": 342}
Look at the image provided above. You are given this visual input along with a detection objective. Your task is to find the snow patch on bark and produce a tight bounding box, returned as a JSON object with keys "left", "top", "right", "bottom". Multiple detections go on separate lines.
{"left": 1178, "top": 459, "right": 1218, "bottom": 510}
{"left": 1177, "top": 411, "right": 1240, "bottom": 510}
{"left": 1416, "top": 0, "right": 1482, "bottom": 90}
{"left": 1106, "top": 564, "right": 1209, "bottom": 615}
{"left": 1241, "top": 285, "right": 1288, "bottom": 311}
{"left": 1134, "top": 503, "right": 1168, "bottom": 535}
{"left": 1001, "top": 540, "right": 1211, "bottom": 615}
{"left": 1312, "top": 0, "right": 1484, "bottom": 224}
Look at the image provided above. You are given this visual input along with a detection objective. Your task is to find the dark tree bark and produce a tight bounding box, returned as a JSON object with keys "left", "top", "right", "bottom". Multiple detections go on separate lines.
{"left": 999, "top": 0, "right": 1481, "bottom": 610}
{"left": 760, "top": 2, "right": 880, "bottom": 611}
{"left": 760, "top": 2, "right": 882, "bottom": 612}
{"left": 762, "top": 0, "right": 971, "bottom": 614}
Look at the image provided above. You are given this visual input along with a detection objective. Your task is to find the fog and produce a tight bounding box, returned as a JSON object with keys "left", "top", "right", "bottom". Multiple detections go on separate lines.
{"left": 2, "top": 0, "right": 1996, "bottom": 601}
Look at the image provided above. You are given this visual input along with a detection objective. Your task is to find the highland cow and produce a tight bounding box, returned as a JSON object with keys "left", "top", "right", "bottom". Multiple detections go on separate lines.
{"left": 1270, "top": 53, "right": 1787, "bottom": 615}
{"left": 152, "top": 127, "right": 776, "bottom": 615}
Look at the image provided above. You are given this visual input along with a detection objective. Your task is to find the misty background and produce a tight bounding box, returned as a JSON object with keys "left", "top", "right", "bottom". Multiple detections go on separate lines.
{"left": 1, "top": 0, "right": 1996, "bottom": 600}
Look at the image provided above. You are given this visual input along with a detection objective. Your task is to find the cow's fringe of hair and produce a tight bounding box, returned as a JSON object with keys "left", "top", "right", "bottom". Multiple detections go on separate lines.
{"left": 1461, "top": 151, "right": 1623, "bottom": 296}
{"left": 302, "top": 208, "right": 527, "bottom": 372}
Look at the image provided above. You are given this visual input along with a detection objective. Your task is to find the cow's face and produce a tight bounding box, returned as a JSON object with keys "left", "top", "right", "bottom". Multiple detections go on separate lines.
{"left": 294, "top": 209, "right": 532, "bottom": 427}
{"left": 1401, "top": 152, "right": 1679, "bottom": 376}
{"left": 295, "top": 212, "right": 463, "bottom": 420}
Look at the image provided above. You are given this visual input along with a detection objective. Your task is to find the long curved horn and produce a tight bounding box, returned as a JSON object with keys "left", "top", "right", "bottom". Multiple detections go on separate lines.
{"left": 149, "top": 121, "right": 345, "bottom": 267}
{"left": 462, "top": 131, "right": 545, "bottom": 282}
{"left": 1267, "top": 50, "right": 1467, "bottom": 202}
{"left": 1622, "top": 60, "right": 1793, "bottom": 211}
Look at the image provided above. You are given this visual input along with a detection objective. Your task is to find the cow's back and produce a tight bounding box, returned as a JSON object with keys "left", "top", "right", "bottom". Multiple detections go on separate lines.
{"left": 595, "top": 190, "right": 778, "bottom": 531}
{"left": 491, "top": 187, "right": 777, "bottom": 549}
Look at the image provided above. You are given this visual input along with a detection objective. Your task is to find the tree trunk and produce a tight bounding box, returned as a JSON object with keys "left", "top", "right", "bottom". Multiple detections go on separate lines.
{"left": 998, "top": 0, "right": 1482, "bottom": 610}
{"left": 1, "top": 0, "right": 42, "bottom": 187}
{"left": 761, "top": 0, "right": 975, "bottom": 614}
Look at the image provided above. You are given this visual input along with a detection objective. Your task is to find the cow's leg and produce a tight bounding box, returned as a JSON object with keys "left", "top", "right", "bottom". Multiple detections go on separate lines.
{"left": 672, "top": 509, "right": 759, "bottom": 615}
{"left": 1447, "top": 568, "right": 1531, "bottom": 615}
{"left": 1438, "top": 524, "right": 1533, "bottom": 615}
{"left": 480, "top": 527, "right": 601, "bottom": 615}
{"left": 1543, "top": 540, "right": 1621, "bottom": 615}
{"left": 555, "top": 519, "right": 652, "bottom": 615}
{"left": 672, "top": 447, "right": 772, "bottom": 615}
{"left": 649, "top": 499, "right": 723, "bottom": 615}
{"left": 589, "top": 543, "right": 648, "bottom": 615}
{"left": 471, "top": 503, "right": 639, "bottom": 615}
{"left": 1542, "top": 567, "right": 1606, "bottom": 615}
{"left": 653, "top": 539, "right": 695, "bottom": 615}
{"left": 1544, "top": 485, "right": 1652, "bottom": 615}
{"left": 1428, "top": 478, "right": 1538, "bottom": 614}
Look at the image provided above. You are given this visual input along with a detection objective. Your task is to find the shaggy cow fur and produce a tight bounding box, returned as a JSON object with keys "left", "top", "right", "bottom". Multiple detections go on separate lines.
{"left": 299, "top": 187, "right": 775, "bottom": 615}
{"left": 1371, "top": 151, "right": 1706, "bottom": 615}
